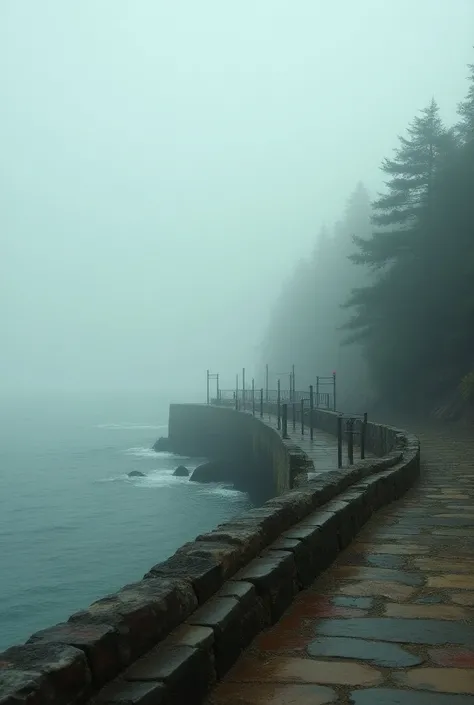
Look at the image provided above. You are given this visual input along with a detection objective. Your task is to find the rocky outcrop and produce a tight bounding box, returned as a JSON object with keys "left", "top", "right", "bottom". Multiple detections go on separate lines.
{"left": 153, "top": 436, "right": 171, "bottom": 452}
{"left": 128, "top": 470, "right": 146, "bottom": 477}
{"left": 189, "top": 461, "right": 232, "bottom": 483}
{"left": 173, "top": 465, "right": 189, "bottom": 477}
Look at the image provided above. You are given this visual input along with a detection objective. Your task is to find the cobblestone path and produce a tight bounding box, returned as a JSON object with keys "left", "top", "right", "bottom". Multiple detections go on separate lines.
{"left": 206, "top": 423, "right": 474, "bottom": 704}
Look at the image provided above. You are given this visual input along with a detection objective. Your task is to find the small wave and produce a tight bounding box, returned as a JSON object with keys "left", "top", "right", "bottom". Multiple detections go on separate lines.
{"left": 207, "top": 485, "right": 246, "bottom": 499}
{"left": 123, "top": 447, "right": 159, "bottom": 459}
{"left": 134, "top": 473, "right": 190, "bottom": 489}
{"left": 122, "top": 448, "right": 204, "bottom": 465}
{"left": 95, "top": 477, "right": 124, "bottom": 483}
{"left": 96, "top": 471, "right": 248, "bottom": 500}
{"left": 95, "top": 423, "right": 168, "bottom": 431}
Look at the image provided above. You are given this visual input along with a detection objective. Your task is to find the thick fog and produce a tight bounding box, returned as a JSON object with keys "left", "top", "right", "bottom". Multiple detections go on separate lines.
{"left": 2, "top": 1, "right": 473, "bottom": 397}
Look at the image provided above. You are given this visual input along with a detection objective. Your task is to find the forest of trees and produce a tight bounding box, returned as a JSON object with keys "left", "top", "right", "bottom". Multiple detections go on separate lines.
{"left": 262, "top": 56, "right": 474, "bottom": 417}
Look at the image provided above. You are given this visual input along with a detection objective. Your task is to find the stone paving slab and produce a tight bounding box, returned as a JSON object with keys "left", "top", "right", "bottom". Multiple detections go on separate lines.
{"left": 205, "top": 424, "right": 474, "bottom": 704}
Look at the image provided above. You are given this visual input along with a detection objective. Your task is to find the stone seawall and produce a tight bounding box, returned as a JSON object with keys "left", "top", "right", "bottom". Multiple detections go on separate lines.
{"left": 0, "top": 408, "right": 420, "bottom": 705}
{"left": 168, "top": 403, "right": 309, "bottom": 497}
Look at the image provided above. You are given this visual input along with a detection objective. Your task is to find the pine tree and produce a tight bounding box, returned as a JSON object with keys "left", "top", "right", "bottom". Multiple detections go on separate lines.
{"left": 263, "top": 56, "right": 474, "bottom": 416}
{"left": 351, "top": 99, "right": 450, "bottom": 269}
{"left": 341, "top": 102, "right": 456, "bottom": 409}
{"left": 457, "top": 59, "right": 474, "bottom": 144}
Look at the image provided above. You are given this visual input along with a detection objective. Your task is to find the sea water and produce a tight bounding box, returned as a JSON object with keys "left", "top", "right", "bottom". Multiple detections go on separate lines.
{"left": 0, "top": 391, "right": 251, "bottom": 650}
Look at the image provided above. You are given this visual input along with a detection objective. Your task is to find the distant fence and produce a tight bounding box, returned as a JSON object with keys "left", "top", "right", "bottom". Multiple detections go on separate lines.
{"left": 207, "top": 365, "right": 336, "bottom": 411}
{"left": 216, "top": 388, "right": 332, "bottom": 409}
{"left": 206, "top": 367, "right": 368, "bottom": 470}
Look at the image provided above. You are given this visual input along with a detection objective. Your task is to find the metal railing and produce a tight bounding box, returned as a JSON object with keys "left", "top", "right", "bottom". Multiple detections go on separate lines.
{"left": 206, "top": 366, "right": 367, "bottom": 469}
{"left": 207, "top": 366, "right": 336, "bottom": 410}
{"left": 215, "top": 388, "right": 332, "bottom": 410}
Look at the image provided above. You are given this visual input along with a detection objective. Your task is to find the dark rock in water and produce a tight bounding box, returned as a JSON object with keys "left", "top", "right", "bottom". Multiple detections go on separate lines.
{"left": 128, "top": 470, "right": 146, "bottom": 477}
{"left": 173, "top": 465, "right": 189, "bottom": 477}
{"left": 189, "top": 461, "right": 231, "bottom": 483}
{"left": 153, "top": 437, "right": 170, "bottom": 452}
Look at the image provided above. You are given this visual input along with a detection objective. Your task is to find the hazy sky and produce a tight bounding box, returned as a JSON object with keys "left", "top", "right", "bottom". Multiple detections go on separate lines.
{"left": 2, "top": 1, "right": 473, "bottom": 395}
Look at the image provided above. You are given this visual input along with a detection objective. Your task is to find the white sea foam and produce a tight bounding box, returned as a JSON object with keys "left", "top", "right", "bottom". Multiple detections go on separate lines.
{"left": 206, "top": 485, "right": 245, "bottom": 499}
{"left": 123, "top": 447, "right": 160, "bottom": 459}
{"left": 122, "top": 447, "right": 204, "bottom": 465}
{"left": 118, "top": 470, "right": 246, "bottom": 499}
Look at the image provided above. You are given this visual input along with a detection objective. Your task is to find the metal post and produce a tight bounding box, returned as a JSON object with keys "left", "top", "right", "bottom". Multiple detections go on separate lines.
{"left": 347, "top": 418, "right": 354, "bottom": 465}
{"left": 242, "top": 368, "right": 245, "bottom": 410}
{"left": 265, "top": 364, "right": 269, "bottom": 402}
{"left": 252, "top": 378, "right": 255, "bottom": 416}
{"left": 361, "top": 412, "right": 367, "bottom": 459}
{"left": 216, "top": 373, "right": 220, "bottom": 403}
{"left": 206, "top": 369, "right": 210, "bottom": 404}
{"left": 300, "top": 398, "right": 304, "bottom": 435}
{"left": 260, "top": 388, "right": 264, "bottom": 418}
{"left": 309, "top": 384, "right": 314, "bottom": 441}
{"left": 277, "top": 379, "right": 281, "bottom": 430}
{"left": 316, "top": 376, "right": 320, "bottom": 408}
{"left": 235, "top": 374, "right": 239, "bottom": 410}
{"left": 337, "top": 415, "right": 343, "bottom": 468}
{"left": 289, "top": 374, "right": 292, "bottom": 401}
{"left": 333, "top": 371, "right": 337, "bottom": 411}
{"left": 292, "top": 402, "right": 296, "bottom": 431}
{"left": 292, "top": 364, "right": 295, "bottom": 401}
{"left": 282, "top": 403, "right": 288, "bottom": 438}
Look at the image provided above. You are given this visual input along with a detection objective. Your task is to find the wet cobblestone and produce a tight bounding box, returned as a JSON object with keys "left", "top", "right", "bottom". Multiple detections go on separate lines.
{"left": 205, "top": 422, "right": 474, "bottom": 704}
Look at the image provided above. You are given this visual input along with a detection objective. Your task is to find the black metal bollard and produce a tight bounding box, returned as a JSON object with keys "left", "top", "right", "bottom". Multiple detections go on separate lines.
{"left": 347, "top": 418, "right": 354, "bottom": 465}
{"left": 361, "top": 412, "right": 367, "bottom": 459}
{"left": 260, "top": 388, "right": 264, "bottom": 418}
{"left": 337, "top": 415, "right": 343, "bottom": 468}
{"left": 300, "top": 398, "right": 304, "bottom": 435}
{"left": 282, "top": 403, "right": 288, "bottom": 438}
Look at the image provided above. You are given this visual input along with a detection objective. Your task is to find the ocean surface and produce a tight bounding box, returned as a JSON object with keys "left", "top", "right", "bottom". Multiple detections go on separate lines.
{"left": 0, "top": 392, "right": 252, "bottom": 651}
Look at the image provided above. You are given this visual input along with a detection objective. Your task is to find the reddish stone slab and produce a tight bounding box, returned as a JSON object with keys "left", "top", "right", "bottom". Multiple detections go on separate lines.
{"left": 224, "top": 655, "right": 382, "bottom": 686}
{"left": 208, "top": 682, "right": 337, "bottom": 704}
{"left": 429, "top": 648, "right": 474, "bottom": 668}
{"left": 331, "top": 566, "right": 423, "bottom": 586}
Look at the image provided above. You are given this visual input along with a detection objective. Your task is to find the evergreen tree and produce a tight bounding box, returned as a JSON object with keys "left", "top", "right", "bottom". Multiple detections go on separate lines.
{"left": 457, "top": 59, "right": 474, "bottom": 144}
{"left": 352, "top": 99, "right": 450, "bottom": 269}
{"left": 263, "top": 53, "right": 474, "bottom": 416}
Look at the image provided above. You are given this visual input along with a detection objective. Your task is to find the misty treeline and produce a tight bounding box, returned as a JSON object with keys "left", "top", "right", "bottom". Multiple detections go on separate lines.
{"left": 263, "top": 57, "right": 474, "bottom": 416}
